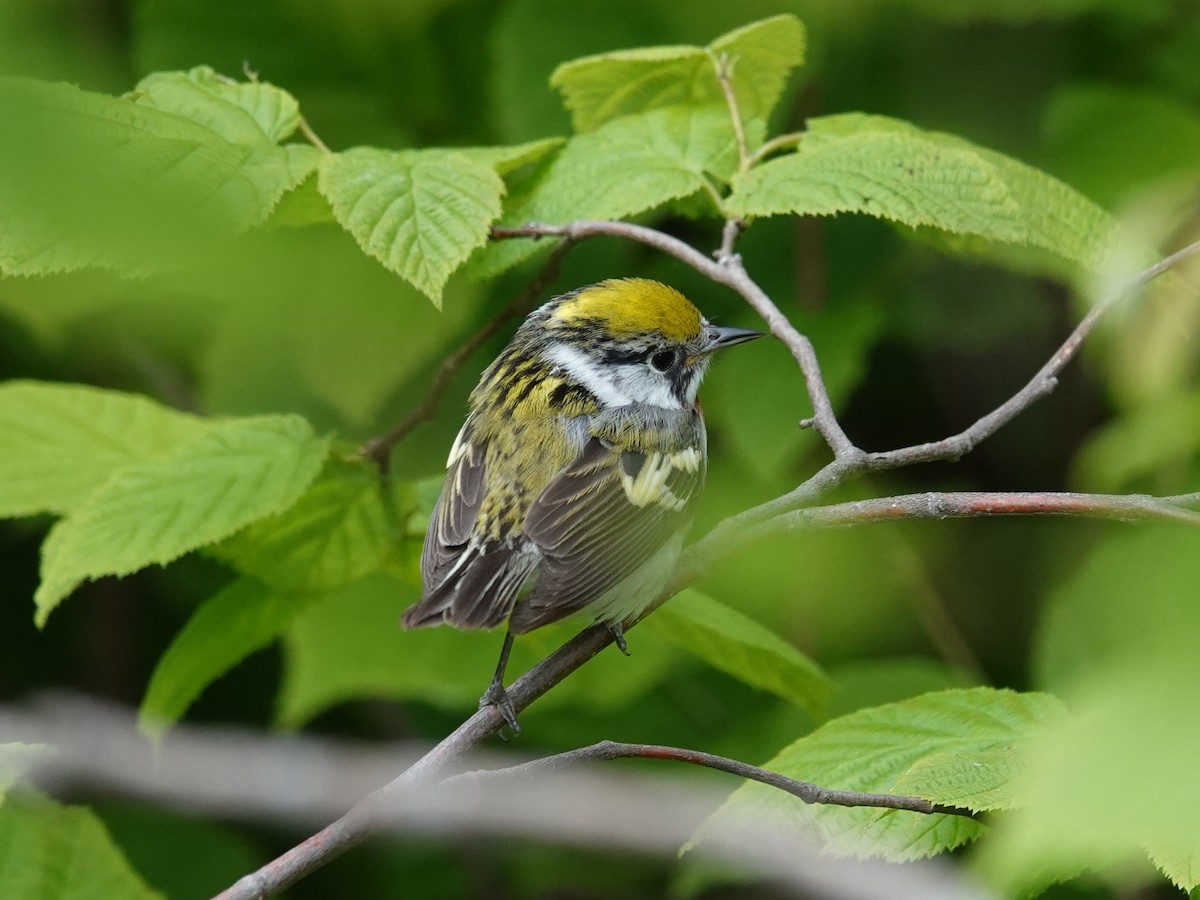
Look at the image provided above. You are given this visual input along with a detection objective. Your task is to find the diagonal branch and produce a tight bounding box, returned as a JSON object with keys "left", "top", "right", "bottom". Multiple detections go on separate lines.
{"left": 223, "top": 229, "right": 1199, "bottom": 897}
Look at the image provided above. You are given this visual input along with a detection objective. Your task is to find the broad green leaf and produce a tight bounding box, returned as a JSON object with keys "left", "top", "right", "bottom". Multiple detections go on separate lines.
{"left": 0, "top": 78, "right": 316, "bottom": 276}
{"left": 694, "top": 688, "right": 1065, "bottom": 862}
{"left": 728, "top": 113, "right": 1118, "bottom": 271}
{"left": 35, "top": 415, "right": 328, "bottom": 625}
{"left": 318, "top": 147, "right": 505, "bottom": 304}
{"left": 0, "top": 792, "right": 162, "bottom": 900}
{"left": 980, "top": 655, "right": 1200, "bottom": 893}
{"left": 132, "top": 66, "right": 302, "bottom": 145}
{"left": 0, "top": 744, "right": 45, "bottom": 805}
{"left": 1152, "top": 844, "right": 1200, "bottom": 893}
{"left": 475, "top": 105, "right": 737, "bottom": 277}
{"left": 551, "top": 14, "right": 805, "bottom": 133}
{"left": 0, "top": 382, "right": 207, "bottom": 518}
{"left": 214, "top": 462, "right": 412, "bottom": 594}
{"left": 645, "top": 589, "right": 829, "bottom": 718}
{"left": 139, "top": 578, "right": 300, "bottom": 736}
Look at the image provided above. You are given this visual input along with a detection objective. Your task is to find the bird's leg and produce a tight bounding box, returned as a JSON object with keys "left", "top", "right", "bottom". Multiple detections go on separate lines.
{"left": 480, "top": 629, "right": 521, "bottom": 736}
{"left": 609, "top": 622, "right": 630, "bottom": 656}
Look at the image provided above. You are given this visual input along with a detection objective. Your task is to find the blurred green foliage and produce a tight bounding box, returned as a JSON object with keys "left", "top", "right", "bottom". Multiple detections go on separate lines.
{"left": 1, "top": 1, "right": 1199, "bottom": 898}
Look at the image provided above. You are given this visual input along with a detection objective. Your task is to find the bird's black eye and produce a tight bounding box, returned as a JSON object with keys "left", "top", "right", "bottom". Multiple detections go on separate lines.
{"left": 649, "top": 350, "right": 677, "bottom": 372}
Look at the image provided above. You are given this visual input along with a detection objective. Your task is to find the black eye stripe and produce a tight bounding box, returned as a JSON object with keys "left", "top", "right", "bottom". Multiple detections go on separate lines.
{"left": 600, "top": 347, "right": 647, "bottom": 365}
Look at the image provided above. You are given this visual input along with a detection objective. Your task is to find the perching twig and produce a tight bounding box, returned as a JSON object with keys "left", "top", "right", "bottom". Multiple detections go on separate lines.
{"left": 222, "top": 229, "right": 1200, "bottom": 897}
{"left": 451, "top": 740, "right": 977, "bottom": 818}
{"left": 358, "top": 238, "right": 575, "bottom": 472}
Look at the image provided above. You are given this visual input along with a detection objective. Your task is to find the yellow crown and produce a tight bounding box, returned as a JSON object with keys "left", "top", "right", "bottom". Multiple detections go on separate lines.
{"left": 549, "top": 278, "right": 703, "bottom": 342}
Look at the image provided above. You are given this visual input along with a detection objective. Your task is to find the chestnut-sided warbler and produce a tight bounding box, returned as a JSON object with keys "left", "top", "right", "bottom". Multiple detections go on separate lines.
{"left": 402, "top": 278, "right": 762, "bottom": 731}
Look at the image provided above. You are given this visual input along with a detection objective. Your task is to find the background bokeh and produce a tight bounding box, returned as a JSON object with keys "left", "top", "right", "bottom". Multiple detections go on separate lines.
{"left": 2, "top": 0, "right": 1199, "bottom": 897}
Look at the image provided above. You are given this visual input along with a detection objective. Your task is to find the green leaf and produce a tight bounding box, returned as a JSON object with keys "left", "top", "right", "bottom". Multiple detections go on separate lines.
{"left": 132, "top": 66, "right": 302, "bottom": 145}
{"left": 694, "top": 688, "right": 1065, "bottom": 862}
{"left": 728, "top": 113, "right": 1119, "bottom": 271}
{"left": 645, "top": 589, "right": 829, "bottom": 718}
{"left": 35, "top": 415, "right": 328, "bottom": 625}
{"left": 980, "top": 655, "right": 1200, "bottom": 893}
{"left": 0, "top": 78, "right": 317, "bottom": 276}
{"left": 0, "top": 792, "right": 162, "bottom": 900}
{"left": 214, "top": 461, "right": 412, "bottom": 594}
{"left": 0, "top": 744, "right": 46, "bottom": 805}
{"left": 550, "top": 14, "right": 805, "bottom": 133}
{"left": 0, "top": 381, "right": 208, "bottom": 519}
{"left": 318, "top": 147, "right": 505, "bottom": 304}
{"left": 476, "top": 105, "right": 736, "bottom": 277}
{"left": 139, "top": 579, "right": 300, "bottom": 736}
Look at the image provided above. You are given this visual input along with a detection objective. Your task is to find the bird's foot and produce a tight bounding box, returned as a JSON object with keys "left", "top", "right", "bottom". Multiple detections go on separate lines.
{"left": 480, "top": 679, "right": 522, "bottom": 738}
{"left": 609, "top": 623, "right": 630, "bottom": 656}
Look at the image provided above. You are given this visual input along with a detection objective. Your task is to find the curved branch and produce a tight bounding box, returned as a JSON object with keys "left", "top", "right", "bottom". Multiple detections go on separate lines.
{"left": 452, "top": 739, "right": 976, "bottom": 818}
{"left": 865, "top": 239, "right": 1200, "bottom": 472}
{"left": 225, "top": 229, "right": 1200, "bottom": 897}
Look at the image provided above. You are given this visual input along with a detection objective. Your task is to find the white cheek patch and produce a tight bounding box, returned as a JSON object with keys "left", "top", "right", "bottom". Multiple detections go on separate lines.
{"left": 614, "top": 367, "right": 677, "bottom": 408}
{"left": 545, "top": 343, "right": 632, "bottom": 407}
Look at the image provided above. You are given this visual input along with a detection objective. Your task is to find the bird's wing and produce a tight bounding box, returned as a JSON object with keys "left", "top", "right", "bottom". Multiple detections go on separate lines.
{"left": 404, "top": 421, "right": 536, "bottom": 630}
{"left": 511, "top": 424, "right": 705, "bottom": 632}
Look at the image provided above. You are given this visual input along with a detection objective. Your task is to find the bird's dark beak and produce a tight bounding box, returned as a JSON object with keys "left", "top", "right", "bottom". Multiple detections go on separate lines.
{"left": 705, "top": 325, "right": 765, "bottom": 352}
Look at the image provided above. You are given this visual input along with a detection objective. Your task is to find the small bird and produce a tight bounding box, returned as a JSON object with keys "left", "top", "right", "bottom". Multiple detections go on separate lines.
{"left": 402, "top": 278, "right": 762, "bottom": 731}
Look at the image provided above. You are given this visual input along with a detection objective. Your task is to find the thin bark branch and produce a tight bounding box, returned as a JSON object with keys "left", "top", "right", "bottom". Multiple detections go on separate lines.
{"left": 863, "top": 239, "right": 1200, "bottom": 472}
{"left": 224, "top": 228, "right": 1200, "bottom": 897}
{"left": 682, "top": 490, "right": 1200, "bottom": 584}
{"left": 358, "top": 238, "right": 575, "bottom": 472}
{"left": 452, "top": 740, "right": 977, "bottom": 818}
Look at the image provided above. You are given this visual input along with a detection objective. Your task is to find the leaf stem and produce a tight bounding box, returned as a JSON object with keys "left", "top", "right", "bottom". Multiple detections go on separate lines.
{"left": 710, "top": 50, "right": 751, "bottom": 172}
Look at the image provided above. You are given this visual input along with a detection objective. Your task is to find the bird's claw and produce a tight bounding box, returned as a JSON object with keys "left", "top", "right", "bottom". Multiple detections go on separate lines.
{"left": 480, "top": 680, "right": 522, "bottom": 737}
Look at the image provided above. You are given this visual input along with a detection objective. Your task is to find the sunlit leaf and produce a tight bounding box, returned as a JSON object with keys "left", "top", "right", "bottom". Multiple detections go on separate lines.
{"left": 0, "top": 77, "right": 315, "bottom": 276}
{"left": 0, "top": 792, "right": 162, "bottom": 899}
{"left": 728, "top": 113, "right": 1119, "bottom": 271}
{"left": 981, "top": 656, "right": 1200, "bottom": 893}
{"left": 551, "top": 14, "right": 805, "bottom": 133}
{"left": 694, "top": 688, "right": 1064, "bottom": 861}
{"left": 0, "top": 381, "right": 207, "bottom": 518}
{"left": 132, "top": 65, "right": 302, "bottom": 145}
{"left": 35, "top": 415, "right": 328, "bottom": 625}
{"left": 214, "top": 461, "right": 411, "bottom": 594}
{"left": 646, "top": 589, "right": 830, "bottom": 718}
{"left": 318, "top": 147, "right": 505, "bottom": 304}
{"left": 475, "top": 105, "right": 737, "bottom": 277}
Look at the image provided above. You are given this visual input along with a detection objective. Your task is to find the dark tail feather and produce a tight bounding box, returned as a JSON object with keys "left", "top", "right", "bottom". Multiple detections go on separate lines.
{"left": 401, "top": 545, "right": 536, "bottom": 630}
